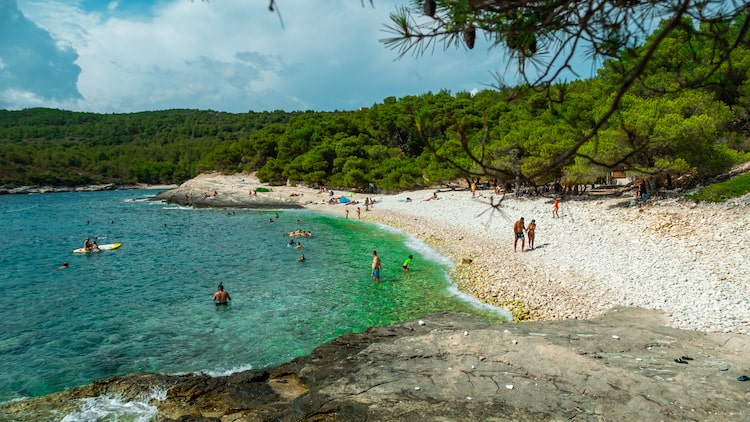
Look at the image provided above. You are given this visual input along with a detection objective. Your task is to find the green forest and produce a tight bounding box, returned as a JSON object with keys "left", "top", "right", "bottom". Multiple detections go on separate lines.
{"left": 1, "top": 17, "right": 749, "bottom": 193}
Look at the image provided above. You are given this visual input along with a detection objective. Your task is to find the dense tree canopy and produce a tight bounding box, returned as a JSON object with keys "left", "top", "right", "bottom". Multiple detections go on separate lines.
{"left": 382, "top": 1, "right": 750, "bottom": 185}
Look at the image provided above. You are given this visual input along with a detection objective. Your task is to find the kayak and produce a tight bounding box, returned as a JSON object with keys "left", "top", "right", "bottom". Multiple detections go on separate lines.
{"left": 73, "top": 243, "right": 122, "bottom": 253}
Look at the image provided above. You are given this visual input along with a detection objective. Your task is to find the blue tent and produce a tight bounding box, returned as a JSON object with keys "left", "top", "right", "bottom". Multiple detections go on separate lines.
{"left": 339, "top": 196, "right": 351, "bottom": 204}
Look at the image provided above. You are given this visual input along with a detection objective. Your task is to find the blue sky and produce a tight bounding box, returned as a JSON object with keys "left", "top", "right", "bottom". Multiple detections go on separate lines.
{"left": 1, "top": 0, "right": 602, "bottom": 113}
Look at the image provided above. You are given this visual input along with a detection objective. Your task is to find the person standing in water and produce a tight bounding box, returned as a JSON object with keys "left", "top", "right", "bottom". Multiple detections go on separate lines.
{"left": 402, "top": 255, "right": 413, "bottom": 271}
{"left": 213, "top": 283, "right": 231, "bottom": 306}
{"left": 371, "top": 250, "right": 382, "bottom": 283}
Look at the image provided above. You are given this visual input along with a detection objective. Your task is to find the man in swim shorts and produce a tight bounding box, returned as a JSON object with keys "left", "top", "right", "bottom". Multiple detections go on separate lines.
{"left": 213, "top": 283, "right": 231, "bottom": 306}
{"left": 514, "top": 217, "right": 526, "bottom": 252}
{"left": 372, "top": 250, "right": 382, "bottom": 283}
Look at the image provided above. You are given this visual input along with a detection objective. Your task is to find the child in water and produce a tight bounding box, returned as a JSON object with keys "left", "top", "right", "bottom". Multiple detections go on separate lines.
{"left": 402, "top": 255, "right": 413, "bottom": 271}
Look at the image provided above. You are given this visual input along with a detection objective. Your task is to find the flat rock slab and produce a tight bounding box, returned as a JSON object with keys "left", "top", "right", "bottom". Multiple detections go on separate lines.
{"left": 3, "top": 307, "right": 750, "bottom": 421}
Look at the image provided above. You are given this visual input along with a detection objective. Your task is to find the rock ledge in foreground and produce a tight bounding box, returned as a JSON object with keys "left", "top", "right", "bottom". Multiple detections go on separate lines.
{"left": 3, "top": 308, "right": 749, "bottom": 421}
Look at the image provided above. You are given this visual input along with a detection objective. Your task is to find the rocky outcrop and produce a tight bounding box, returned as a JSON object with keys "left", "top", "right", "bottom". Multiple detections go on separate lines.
{"left": 0, "top": 184, "right": 119, "bottom": 195}
{"left": 152, "top": 173, "right": 311, "bottom": 208}
{"left": 4, "top": 308, "right": 749, "bottom": 421}
{"left": 0, "top": 183, "right": 176, "bottom": 195}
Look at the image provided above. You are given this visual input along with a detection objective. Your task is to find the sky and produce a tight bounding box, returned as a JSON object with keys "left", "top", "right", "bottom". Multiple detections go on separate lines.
{"left": 0, "top": 0, "right": 601, "bottom": 114}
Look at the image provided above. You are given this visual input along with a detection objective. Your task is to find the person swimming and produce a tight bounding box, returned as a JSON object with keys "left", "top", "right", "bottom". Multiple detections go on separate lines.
{"left": 212, "top": 283, "right": 231, "bottom": 306}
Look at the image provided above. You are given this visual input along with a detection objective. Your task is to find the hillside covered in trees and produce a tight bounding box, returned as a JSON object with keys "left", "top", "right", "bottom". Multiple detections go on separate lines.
{"left": 1, "top": 17, "right": 749, "bottom": 192}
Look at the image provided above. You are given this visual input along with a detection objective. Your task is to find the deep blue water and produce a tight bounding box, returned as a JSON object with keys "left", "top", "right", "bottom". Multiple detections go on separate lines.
{"left": 0, "top": 189, "right": 505, "bottom": 415}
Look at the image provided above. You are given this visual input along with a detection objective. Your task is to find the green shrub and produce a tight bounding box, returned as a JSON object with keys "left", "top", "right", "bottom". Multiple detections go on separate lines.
{"left": 688, "top": 171, "right": 750, "bottom": 202}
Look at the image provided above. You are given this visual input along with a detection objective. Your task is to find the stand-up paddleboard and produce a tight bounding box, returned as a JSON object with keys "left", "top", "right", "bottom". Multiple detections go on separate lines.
{"left": 73, "top": 243, "right": 122, "bottom": 253}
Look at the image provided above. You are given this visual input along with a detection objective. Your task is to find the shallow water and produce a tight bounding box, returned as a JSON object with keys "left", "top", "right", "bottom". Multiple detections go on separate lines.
{"left": 0, "top": 189, "right": 506, "bottom": 407}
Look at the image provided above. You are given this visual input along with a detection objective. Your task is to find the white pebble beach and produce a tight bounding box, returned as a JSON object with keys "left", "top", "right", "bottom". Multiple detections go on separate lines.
{"left": 309, "top": 187, "right": 750, "bottom": 334}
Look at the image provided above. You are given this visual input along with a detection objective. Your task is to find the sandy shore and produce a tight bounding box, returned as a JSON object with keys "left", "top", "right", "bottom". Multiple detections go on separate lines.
{"left": 164, "top": 172, "right": 750, "bottom": 334}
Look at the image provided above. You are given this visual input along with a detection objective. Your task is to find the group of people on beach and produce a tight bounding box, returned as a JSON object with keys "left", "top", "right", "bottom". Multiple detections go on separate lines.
{"left": 513, "top": 217, "right": 537, "bottom": 252}
{"left": 512, "top": 198, "right": 560, "bottom": 251}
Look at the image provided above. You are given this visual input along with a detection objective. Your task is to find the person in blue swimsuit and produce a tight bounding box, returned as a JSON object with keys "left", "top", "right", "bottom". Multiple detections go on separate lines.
{"left": 371, "top": 250, "right": 382, "bottom": 283}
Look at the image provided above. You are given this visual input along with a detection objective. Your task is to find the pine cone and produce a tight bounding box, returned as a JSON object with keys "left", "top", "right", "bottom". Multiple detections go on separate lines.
{"left": 463, "top": 23, "right": 476, "bottom": 50}
{"left": 423, "top": 0, "right": 436, "bottom": 17}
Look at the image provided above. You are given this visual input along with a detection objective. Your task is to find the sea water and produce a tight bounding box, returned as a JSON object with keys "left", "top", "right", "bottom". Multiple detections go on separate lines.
{"left": 0, "top": 189, "right": 506, "bottom": 417}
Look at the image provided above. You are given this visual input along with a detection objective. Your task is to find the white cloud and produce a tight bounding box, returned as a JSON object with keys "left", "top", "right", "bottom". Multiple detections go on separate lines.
{"left": 6, "top": 0, "right": 597, "bottom": 113}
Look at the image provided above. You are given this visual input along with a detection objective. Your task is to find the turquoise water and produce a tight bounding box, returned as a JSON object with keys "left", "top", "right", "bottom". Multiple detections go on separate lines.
{"left": 0, "top": 189, "right": 504, "bottom": 407}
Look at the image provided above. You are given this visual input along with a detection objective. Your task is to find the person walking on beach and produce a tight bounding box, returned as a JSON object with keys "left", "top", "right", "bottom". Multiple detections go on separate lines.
{"left": 552, "top": 198, "right": 560, "bottom": 218}
{"left": 471, "top": 181, "right": 476, "bottom": 198}
{"left": 213, "top": 283, "right": 231, "bottom": 306}
{"left": 514, "top": 217, "right": 526, "bottom": 252}
{"left": 345, "top": 209, "right": 349, "bottom": 219}
{"left": 527, "top": 219, "right": 537, "bottom": 251}
{"left": 372, "top": 250, "right": 382, "bottom": 283}
{"left": 402, "top": 255, "right": 413, "bottom": 271}
{"left": 357, "top": 207, "right": 361, "bottom": 220}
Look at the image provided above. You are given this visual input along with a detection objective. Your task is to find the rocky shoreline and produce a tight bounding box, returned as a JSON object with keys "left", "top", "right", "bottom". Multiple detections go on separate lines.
{"left": 3, "top": 172, "right": 750, "bottom": 421}
{"left": 3, "top": 309, "right": 749, "bottom": 421}
{"left": 0, "top": 183, "right": 177, "bottom": 195}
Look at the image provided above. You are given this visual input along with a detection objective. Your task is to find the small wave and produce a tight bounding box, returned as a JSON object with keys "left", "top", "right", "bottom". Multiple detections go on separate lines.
{"left": 2, "top": 205, "right": 39, "bottom": 213}
{"left": 161, "top": 205, "right": 193, "bottom": 210}
{"left": 446, "top": 285, "right": 513, "bottom": 319}
{"left": 403, "top": 236, "right": 454, "bottom": 268}
{"left": 60, "top": 388, "right": 166, "bottom": 422}
{"left": 192, "top": 363, "right": 255, "bottom": 378}
{"left": 373, "top": 223, "right": 454, "bottom": 267}
{"left": 126, "top": 195, "right": 164, "bottom": 204}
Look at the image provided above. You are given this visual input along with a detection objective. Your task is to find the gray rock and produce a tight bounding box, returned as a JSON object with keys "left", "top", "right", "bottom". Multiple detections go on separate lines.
{"left": 3, "top": 307, "right": 749, "bottom": 421}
